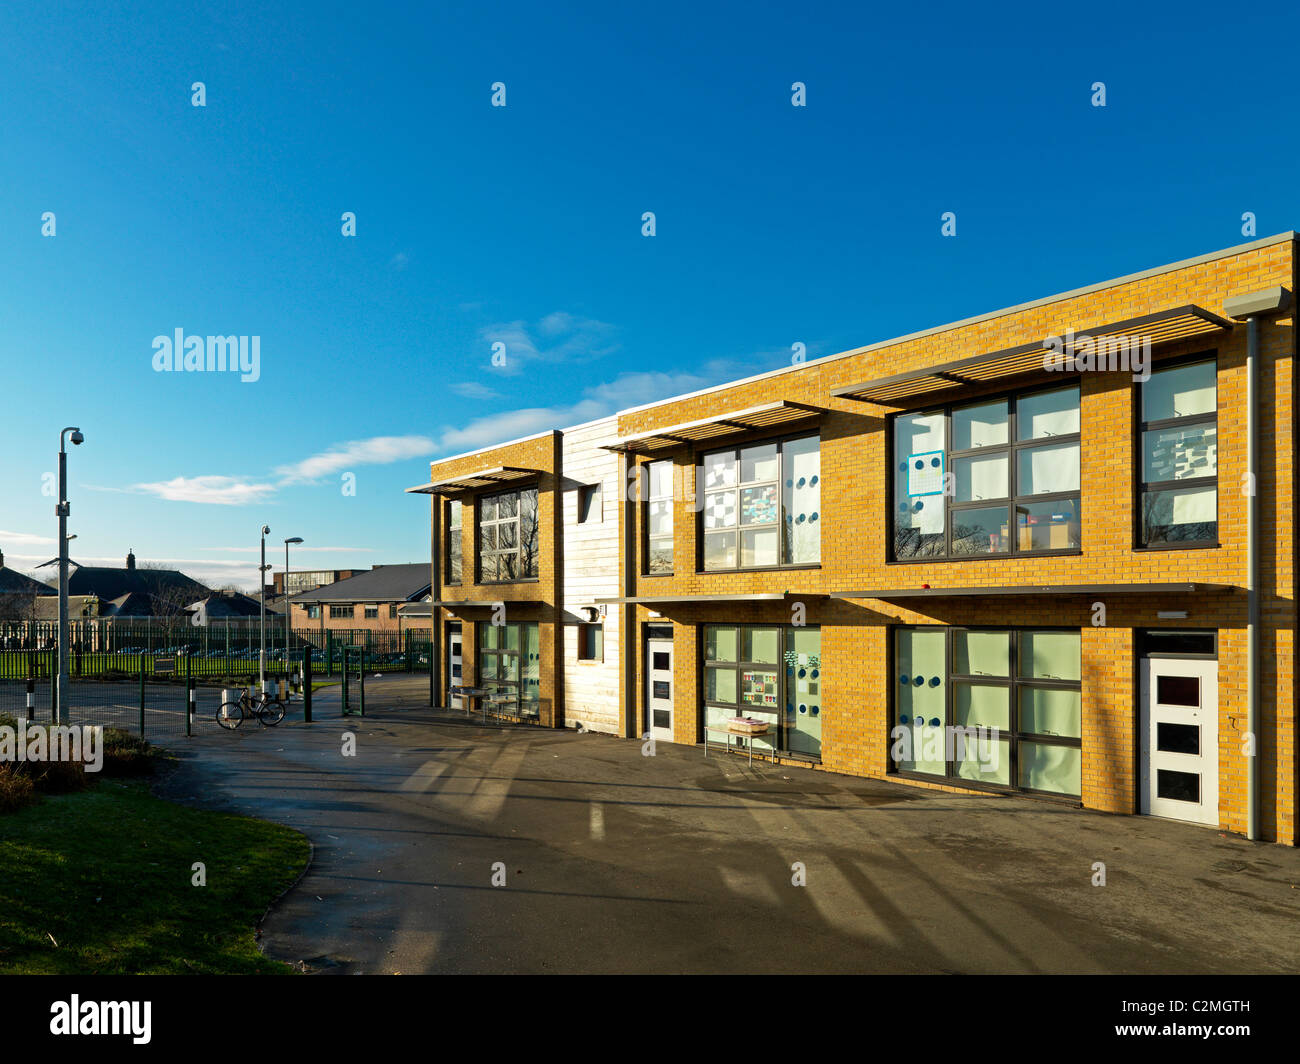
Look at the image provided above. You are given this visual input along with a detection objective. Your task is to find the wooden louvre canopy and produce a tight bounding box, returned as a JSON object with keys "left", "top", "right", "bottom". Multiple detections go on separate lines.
{"left": 830, "top": 583, "right": 1234, "bottom": 600}
{"left": 605, "top": 401, "right": 823, "bottom": 454}
{"left": 405, "top": 466, "right": 539, "bottom": 495}
{"left": 831, "top": 305, "right": 1234, "bottom": 406}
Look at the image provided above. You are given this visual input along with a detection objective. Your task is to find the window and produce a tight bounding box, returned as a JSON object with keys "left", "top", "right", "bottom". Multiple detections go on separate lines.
{"left": 892, "top": 627, "right": 1082, "bottom": 797}
{"left": 893, "top": 386, "right": 1080, "bottom": 560}
{"left": 477, "top": 621, "right": 541, "bottom": 717}
{"left": 701, "top": 435, "right": 820, "bottom": 571}
{"left": 329, "top": 605, "right": 354, "bottom": 619}
{"left": 364, "top": 606, "right": 378, "bottom": 619}
{"left": 704, "top": 624, "right": 821, "bottom": 758}
{"left": 645, "top": 460, "right": 673, "bottom": 574}
{"left": 446, "top": 499, "right": 463, "bottom": 584}
{"left": 478, "top": 487, "right": 539, "bottom": 582}
{"left": 577, "top": 484, "right": 602, "bottom": 524}
{"left": 306, "top": 605, "right": 321, "bottom": 620}
{"left": 577, "top": 623, "right": 604, "bottom": 661}
{"left": 1138, "top": 357, "right": 1217, "bottom": 547}
{"left": 389, "top": 604, "right": 398, "bottom": 619}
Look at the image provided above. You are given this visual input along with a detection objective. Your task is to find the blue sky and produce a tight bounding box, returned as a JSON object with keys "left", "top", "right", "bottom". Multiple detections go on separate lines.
{"left": 1, "top": 1, "right": 1295, "bottom": 590}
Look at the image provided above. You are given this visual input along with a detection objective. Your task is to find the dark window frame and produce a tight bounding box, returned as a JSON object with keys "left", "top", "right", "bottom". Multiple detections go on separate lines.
{"left": 577, "top": 483, "right": 602, "bottom": 524}
{"left": 702, "top": 622, "right": 822, "bottom": 760}
{"left": 476, "top": 620, "right": 541, "bottom": 716}
{"left": 445, "top": 498, "right": 463, "bottom": 586}
{"left": 329, "top": 605, "right": 354, "bottom": 619}
{"left": 888, "top": 624, "right": 1083, "bottom": 799}
{"left": 363, "top": 605, "right": 378, "bottom": 619}
{"left": 1133, "top": 351, "right": 1219, "bottom": 551}
{"left": 575, "top": 622, "right": 604, "bottom": 662}
{"left": 642, "top": 459, "right": 675, "bottom": 577}
{"left": 888, "top": 382, "right": 1082, "bottom": 564}
{"left": 697, "top": 432, "right": 822, "bottom": 573}
{"left": 476, "top": 485, "right": 540, "bottom": 585}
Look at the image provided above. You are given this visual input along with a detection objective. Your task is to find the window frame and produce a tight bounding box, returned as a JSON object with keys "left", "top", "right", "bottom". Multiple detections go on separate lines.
{"left": 888, "top": 382, "right": 1083, "bottom": 563}
{"left": 476, "top": 620, "right": 541, "bottom": 717}
{"left": 642, "top": 459, "right": 674, "bottom": 577}
{"left": 329, "top": 605, "right": 354, "bottom": 619}
{"left": 888, "top": 624, "right": 1083, "bottom": 800}
{"left": 702, "top": 623, "right": 823, "bottom": 761}
{"left": 1133, "top": 351, "right": 1219, "bottom": 551}
{"left": 444, "top": 498, "right": 463, "bottom": 586}
{"left": 363, "top": 605, "right": 378, "bottom": 619}
{"left": 575, "top": 622, "right": 604, "bottom": 662}
{"left": 576, "top": 483, "right": 602, "bottom": 525}
{"left": 475, "top": 485, "right": 540, "bottom": 585}
{"left": 696, "top": 432, "right": 822, "bottom": 573}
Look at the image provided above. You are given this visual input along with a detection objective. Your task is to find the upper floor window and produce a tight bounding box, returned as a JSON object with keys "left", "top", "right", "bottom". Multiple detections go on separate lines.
{"left": 577, "top": 484, "right": 602, "bottom": 524}
{"left": 330, "top": 605, "right": 354, "bottom": 619}
{"left": 701, "top": 435, "right": 820, "bottom": 571}
{"left": 893, "top": 385, "right": 1080, "bottom": 561}
{"left": 364, "top": 605, "right": 378, "bottom": 619}
{"left": 1138, "top": 357, "right": 1217, "bottom": 547}
{"left": 446, "top": 499, "right": 463, "bottom": 584}
{"left": 645, "top": 460, "right": 674, "bottom": 574}
{"left": 478, "top": 487, "right": 539, "bottom": 582}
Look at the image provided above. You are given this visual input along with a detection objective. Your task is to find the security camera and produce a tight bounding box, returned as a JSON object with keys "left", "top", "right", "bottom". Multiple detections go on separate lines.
{"left": 262, "top": 525, "right": 271, "bottom": 535}
{"left": 70, "top": 430, "right": 84, "bottom": 445}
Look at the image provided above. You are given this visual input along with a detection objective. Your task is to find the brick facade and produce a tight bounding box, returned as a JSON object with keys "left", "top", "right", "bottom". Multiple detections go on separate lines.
{"left": 424, "top": 234, "right": 1298, "bottom": 845}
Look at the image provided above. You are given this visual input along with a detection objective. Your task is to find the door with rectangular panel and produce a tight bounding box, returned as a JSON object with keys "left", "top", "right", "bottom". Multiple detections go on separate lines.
{"left": 447, "top": 623, "right": 463, "bottom": 710}
{"left": 646, "top": 638, "right": 673, "bottom": 742}
{"left": 1139, "top": 657, "right": 1218, "bottom": 826}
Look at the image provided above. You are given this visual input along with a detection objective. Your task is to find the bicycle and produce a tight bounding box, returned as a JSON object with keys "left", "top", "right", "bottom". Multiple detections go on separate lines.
{"left": 217, "top": 686, "right": 287, "bottom": 730}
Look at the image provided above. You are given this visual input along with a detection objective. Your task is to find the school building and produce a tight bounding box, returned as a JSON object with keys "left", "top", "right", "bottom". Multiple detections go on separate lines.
{"left": 409, "top": 232, "right": 1298, "bottom": 845}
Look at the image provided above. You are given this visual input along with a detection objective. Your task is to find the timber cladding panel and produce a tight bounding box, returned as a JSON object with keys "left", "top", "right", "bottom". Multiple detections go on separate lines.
{"left": 613, "top": 236, "right": 1296, "bottom": 843}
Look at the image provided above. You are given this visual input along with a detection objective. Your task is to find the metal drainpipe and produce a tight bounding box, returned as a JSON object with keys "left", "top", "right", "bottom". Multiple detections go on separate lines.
{"left": 1246, "top": 315, "right": 1260, "bottom": 842}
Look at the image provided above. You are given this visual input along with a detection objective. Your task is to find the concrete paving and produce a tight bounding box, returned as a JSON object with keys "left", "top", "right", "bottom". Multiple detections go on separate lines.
{"left": 156, "top": 675, "right": 1300, "bottom": 974}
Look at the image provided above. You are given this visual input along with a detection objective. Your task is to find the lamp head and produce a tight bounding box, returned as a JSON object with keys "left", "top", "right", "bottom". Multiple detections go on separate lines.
{"left": 286, "top": 537, "right": 304, "bottom": 545}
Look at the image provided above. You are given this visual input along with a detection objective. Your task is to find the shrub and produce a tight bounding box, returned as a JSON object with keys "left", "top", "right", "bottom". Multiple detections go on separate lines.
{"left": 0, "top": 764, "right": 37, "bottom": 813}
{"left": 101, "top": 729, "right": 159, "bottom": 777}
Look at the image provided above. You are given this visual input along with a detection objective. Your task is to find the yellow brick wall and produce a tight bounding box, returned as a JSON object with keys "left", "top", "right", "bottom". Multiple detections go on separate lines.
{"left": 615, "top": 237, "right": 1296, "bottom": 844}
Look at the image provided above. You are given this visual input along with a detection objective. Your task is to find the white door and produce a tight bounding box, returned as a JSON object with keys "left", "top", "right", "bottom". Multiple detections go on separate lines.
{"left": 646, "top": 638, "right": 673, "bottom": 741}
{"left": 1139, "top": 657, "right": 1218, "bottom": 826}
{"left": 448, "top": 624, "right": 463, "bottom": 710}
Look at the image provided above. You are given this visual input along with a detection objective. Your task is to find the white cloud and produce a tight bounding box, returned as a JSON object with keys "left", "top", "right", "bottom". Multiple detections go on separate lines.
{"left": 433, "top": 361, "right": 749, "bottom": 455}
{"left": 449, "top": 381, "right": 501, "bottom": 400}
{"left": 480, "top": 313, "right": 619, "bottom": 376}
{"left": 131, "top": 476, "right": 277, "bottom": 506}
{"left": 275, "top": 435, "right": 436, "bottom": 484}
{"left": 0, "top": 530, "right": 55, "bottom": 547}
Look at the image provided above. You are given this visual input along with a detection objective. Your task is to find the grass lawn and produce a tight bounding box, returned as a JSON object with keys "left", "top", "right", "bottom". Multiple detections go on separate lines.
{"left": 0, "top": 776, "right": 310, "bottom": 974}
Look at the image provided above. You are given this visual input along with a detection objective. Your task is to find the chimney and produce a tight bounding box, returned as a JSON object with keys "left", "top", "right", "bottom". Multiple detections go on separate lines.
{"left": 0, "top": 549, "right": 5, "bottom": 569}
{"left": 126, "top": 550, "right": 136, "bottom": 572}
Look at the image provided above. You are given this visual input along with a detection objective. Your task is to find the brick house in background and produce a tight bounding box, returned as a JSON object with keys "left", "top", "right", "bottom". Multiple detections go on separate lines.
{"left": 286, "top": 564, "right": 432, "bottom": 635}
{"left": 411, "top": 232, "right": 1299, "bottom": 846}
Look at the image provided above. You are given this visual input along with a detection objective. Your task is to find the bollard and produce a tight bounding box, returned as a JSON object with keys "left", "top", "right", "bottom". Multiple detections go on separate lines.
{"left": 220, "top": 688, "right": 233, "bottom": 726}
{"left": 25, "top": 676, "right": 34, "bottom": 723}
{"left": 302, "top": 647, "right": 312, "bottom": 723}
{"left": 138, "top": 650, "right": 146, "bottom": 738}
{"left": 186, "top": 654, "right": 193, "bottom": 737}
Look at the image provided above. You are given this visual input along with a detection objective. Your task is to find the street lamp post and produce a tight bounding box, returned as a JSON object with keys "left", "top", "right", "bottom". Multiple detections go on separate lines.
{"left": 56, "top": 427, "right": 84, "bottom": 724}
{"left": 284, "top": 536, "right": 303, "bottom": 689}
{"left": 258, "top": 525, "right": 271, "bottom": 693}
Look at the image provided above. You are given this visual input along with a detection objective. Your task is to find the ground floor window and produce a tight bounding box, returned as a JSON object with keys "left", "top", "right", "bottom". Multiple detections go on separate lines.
{"left": 703, "top": 624, "right": 821, "bottom": 758}
{"left": 478, "top": 621, "right": 541, "bottom": 717}
{"left": 892, "top": 626, "right": 1081, "bottom": 797}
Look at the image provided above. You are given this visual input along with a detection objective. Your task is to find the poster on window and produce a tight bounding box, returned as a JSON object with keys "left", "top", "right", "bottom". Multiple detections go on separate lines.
{"left": 742, "top": 670, "right": 779, "bottom": 706}
{"left": 907, "top": 451, "right": 944, "bottom": 496}
{"left": 741, "top": 485, "right": 777, "bottom": 526}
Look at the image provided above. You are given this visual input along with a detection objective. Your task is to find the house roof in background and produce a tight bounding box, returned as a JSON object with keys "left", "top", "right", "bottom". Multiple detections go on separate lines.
{"left": 62, "top": 566, "right": 210, "bottom": 601}
{"left": 287, "top": 564, "right": 431, "bottom": 605}
{"left": 0, "top": 567, "right": 55, "bottom": 596}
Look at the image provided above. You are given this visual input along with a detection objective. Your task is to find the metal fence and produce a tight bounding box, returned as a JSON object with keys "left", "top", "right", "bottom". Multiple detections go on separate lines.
{"left": 0, "top": 627, "right": 433, "bottom": 742}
